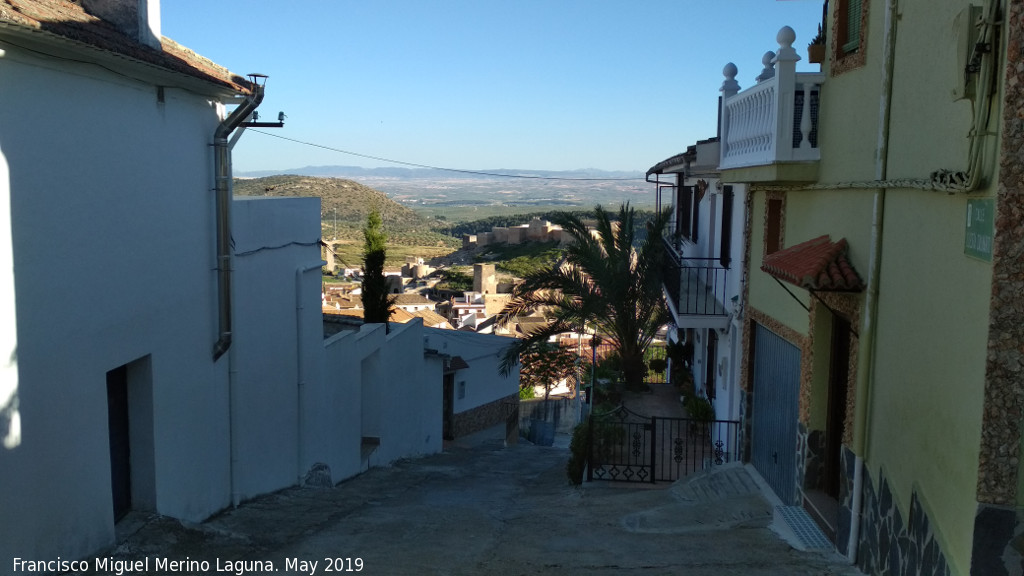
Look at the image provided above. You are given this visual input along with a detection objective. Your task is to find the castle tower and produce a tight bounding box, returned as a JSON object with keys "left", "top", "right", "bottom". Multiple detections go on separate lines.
{"left": 473, "top": 263, "right": 497, "bottom": 294}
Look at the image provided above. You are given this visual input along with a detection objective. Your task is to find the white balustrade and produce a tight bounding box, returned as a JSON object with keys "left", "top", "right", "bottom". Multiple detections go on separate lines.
{"left": 719, "top": 26, "right": 826, "bottom": 170}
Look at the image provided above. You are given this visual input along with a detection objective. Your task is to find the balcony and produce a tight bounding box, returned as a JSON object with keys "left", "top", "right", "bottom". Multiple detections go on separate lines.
{"left": 719, "top": 26, "right": 824, "bottom": 181}
{"left": 663, "top": 246, "right": 730, "bottom": 331}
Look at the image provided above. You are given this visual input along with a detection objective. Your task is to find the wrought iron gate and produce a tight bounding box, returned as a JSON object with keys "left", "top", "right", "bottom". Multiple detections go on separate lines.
{"left": 587, "top": 406, "right": 740, "bottom": 483}
{"left": 751, "top": 323, "right": 801, "bottom": 505}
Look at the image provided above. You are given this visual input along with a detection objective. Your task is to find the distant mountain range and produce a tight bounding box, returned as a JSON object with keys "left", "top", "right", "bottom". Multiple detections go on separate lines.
{"left": 236, "top": 165, "right": 645, "bottom": 181}
{"left": 236, "top": 165, "right": 655, "bottom": 210}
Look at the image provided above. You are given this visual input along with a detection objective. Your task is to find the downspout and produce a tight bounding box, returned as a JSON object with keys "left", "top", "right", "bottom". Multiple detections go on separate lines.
{"left": 849, "top": 0, "right": 897, "bottom": 563}
{"left": 215, "top": 76, "right": 266, "bottom": 507}
{"left": 213, "top": 78, "right": 266, "bottom": 361}
{"left": 296, "top": 260, "right": 326, "bottom": 483}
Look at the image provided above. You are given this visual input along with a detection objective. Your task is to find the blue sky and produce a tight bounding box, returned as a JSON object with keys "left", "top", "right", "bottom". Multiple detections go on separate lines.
{"left": 162, "top": 1, "right": 825, "bottom": 173}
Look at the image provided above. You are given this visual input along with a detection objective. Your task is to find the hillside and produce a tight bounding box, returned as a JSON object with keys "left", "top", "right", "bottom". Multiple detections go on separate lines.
{"left": 233, "top": 175, "right": 458, "bottom": 249}
{"left": 234, "top": 166, "right": 655, "bottom": 213}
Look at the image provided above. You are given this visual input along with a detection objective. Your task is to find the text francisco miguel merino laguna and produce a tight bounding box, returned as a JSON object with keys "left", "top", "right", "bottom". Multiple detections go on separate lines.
{"left": 12, "top": 556, "right": 298, "bottom": 574}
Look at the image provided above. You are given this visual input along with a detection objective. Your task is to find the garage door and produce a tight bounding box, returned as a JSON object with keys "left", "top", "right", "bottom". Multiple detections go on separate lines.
{"left": 751, "top": 323, "right": 801, "bottom": 505}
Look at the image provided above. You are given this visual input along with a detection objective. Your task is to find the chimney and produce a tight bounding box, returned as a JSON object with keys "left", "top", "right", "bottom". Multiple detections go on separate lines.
{"left": 81, "top": 0, "right": 162, "bottom": 49}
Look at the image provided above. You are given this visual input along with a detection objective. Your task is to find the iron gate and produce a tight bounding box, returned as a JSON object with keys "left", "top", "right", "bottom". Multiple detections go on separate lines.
{"left": 751, "top": 323, "right": 801, "bottom": 505}
{"left": 587, "top": 406, "right": 740, "bottom": 483}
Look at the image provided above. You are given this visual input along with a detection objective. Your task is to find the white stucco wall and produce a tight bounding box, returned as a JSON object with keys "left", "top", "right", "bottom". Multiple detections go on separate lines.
{"left": 688, "top": 326, "right": 742, "bottom": 423}
{"left": 322, "top": 320, "right": 444, "bottom": 476}
{"left": 367, "top": 320, "right": 443, "bottom": 465}
{"left": 0, "top": 47, "right": 231, "bottom": 561}
{"left": 231, "top": 196, "right": 322, "bottom": 500}
{"left": 323, "top": 323, "right": 383, "bottom": 481}
{"left": 423, "top": 329, "right": 518, "bottom": 414}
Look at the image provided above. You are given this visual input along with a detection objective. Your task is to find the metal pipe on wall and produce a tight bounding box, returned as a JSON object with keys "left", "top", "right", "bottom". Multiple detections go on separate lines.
{"left": 213, "top": 77, "right": 265, "bottom": 361}
{"left": 213, "top": 76, "right": 266, "bottom": 507}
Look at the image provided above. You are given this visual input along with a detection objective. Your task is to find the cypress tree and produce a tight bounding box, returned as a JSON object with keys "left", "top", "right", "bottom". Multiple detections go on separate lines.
{"left": 361, "top": 210, "right": 395, "bottom": 329}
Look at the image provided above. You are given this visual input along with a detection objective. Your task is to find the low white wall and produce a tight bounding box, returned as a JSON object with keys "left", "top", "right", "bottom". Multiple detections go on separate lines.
{"left": 368, "top": 320, "right": 443, "bottom": 465}
{"left": 323, "top": 323, "right": 383, "bottom": 482}
{"left": 323, "top": 320, "right": 444, "bottom": 476}
{"left": 231, "top": 197, "right": 321, "bottom": 500}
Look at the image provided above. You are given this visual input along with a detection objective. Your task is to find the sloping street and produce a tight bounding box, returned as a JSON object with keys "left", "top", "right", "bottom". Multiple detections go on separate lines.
{"left": 79, "top": 420, "right": 863, "bottom": 576}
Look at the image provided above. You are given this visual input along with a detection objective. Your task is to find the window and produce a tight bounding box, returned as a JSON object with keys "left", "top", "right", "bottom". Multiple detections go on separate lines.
{"left": 719, "top": 186, "right": 734, "bottom": 268}
{"left": 692, "top": 181, "right": 702, "bottom": 243}
{"left": 676, "top": 179, "right": 693, "bottom": 241}
{"left": 832, "top": 0, "right": 868, "bottom": 74}
{"left": 764, "top": 194, "right": 785, "bottom": 256}
{"left": 674, "top": 181, "right": 701, "bottom": 243}
{"left": 838, "top": 0, "right": 862, "bottom": 53}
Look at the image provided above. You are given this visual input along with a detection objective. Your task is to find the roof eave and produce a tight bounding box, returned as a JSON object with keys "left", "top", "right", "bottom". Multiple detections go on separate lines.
{"left": 646, "top": 152, "right": 688, "bottom": 176}
{"left": 0, "top": 21, "right": 249, "bottom": 99}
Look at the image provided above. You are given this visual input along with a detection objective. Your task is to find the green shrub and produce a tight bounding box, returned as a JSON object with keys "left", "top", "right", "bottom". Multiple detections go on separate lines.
{"left": 685, "top": 395, "right": 715, "bottom": 422}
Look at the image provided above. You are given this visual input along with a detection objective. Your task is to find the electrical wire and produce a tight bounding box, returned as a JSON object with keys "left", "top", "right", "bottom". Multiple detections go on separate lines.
{"left": 247, "top": 129, "right": 647, "bottom": 182}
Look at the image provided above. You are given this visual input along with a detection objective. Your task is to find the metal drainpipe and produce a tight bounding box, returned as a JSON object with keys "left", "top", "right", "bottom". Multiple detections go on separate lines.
{"left": 213, "top": 78, "right": 266, "bottom": 507}
{"left": 213, "top": 82, "right": 266, "bottom": 361}
{"left": 849, "top": 0, "right": 898, "bottom": 563}
{"left": 296, "top": 260, "right": 326, "bottom": 483}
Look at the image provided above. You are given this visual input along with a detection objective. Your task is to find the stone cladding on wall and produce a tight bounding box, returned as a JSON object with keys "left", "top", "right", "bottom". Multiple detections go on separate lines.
{"left": 855, "top": 464, "right": 952, "bottom": 576}
{"left": 971, "top": 1, "right": 1024, "bottom": 572}
{"left": 451, "top": 393, "right": 519, "bottom": 439}
{"left": 980, "top": 0, "right": 1024, "bottom": 509}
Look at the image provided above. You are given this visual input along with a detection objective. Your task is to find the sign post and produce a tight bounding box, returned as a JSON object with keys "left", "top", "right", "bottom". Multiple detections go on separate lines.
{"left": 965, "top": 198, "right": 995, "bottom": 262}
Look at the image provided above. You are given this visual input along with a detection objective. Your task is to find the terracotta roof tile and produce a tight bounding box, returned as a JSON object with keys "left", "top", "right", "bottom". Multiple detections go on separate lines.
{"left": 394, "top": 293, "right": 433, "bottom": 305}
{"left": 0, "top": 0, "right": 251, "bottom": 93}
{"left": 389, "top": 308, "right": 416, "bottom": 323}
{"left": 761, "top": 235, "right": 864, "bottom": 292}
{"left": 412, "top": 309, "right": 450, "bottom": 328}
{"left": 322, "top": 307, "right": 363, "bottom": 318}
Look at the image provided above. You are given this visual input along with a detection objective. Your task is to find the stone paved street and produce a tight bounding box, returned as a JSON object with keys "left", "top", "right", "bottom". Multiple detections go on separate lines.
{"left": 76, "top": 420, "right": 864, "bottom": 576}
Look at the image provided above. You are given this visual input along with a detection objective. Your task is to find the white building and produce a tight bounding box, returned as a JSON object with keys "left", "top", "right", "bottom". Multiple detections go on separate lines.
{"left": 648, "top": 138, "right": 746, "bottom": 423}
{"left": 424, "top": 329, "right": 520, "bottom": 440}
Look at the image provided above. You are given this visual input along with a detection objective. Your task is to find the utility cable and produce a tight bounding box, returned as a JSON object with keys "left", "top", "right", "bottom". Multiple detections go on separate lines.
{"left": 247, "top": 130, "right": 647, "bottom": 182}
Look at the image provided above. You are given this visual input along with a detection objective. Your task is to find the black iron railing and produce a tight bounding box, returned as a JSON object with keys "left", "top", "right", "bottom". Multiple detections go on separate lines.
{"left": 586, "top": 406, "right": 741, "bottom": 483}
{"left": 663, "top": 246, "right": 729, "bottom": 317}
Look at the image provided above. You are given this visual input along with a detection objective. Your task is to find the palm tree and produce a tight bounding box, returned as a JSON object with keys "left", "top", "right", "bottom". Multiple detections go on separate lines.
{"left": 497, "top": 203, "right": 671, "bottom": 391}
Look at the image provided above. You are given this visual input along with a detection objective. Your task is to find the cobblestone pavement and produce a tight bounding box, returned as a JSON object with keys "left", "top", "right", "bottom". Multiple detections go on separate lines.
{"left": 73, "top": 419, "right": 865, "bottom": 576}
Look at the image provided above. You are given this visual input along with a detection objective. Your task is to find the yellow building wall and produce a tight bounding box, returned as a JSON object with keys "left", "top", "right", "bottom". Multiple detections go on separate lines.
{"left": 867, "top": 190, "right": 989, "bottom": 575}
{"left": 814, "top": 1, "right": 998, "bottom": 573}
{"left": 745, "top": 192, "right": 811, "bottom": 337}
{"left": 884, "top": 0, "right": 978, "bottom": 180}
{"left": 745, "top": 189, "right": 873, "bottom": 340}
{"left": 737, "top": 1, "right": 1003, "bottom": 570}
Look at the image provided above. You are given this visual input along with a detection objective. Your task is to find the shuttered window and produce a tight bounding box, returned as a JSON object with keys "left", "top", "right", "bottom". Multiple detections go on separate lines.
{"left": 765, "top": 197, "right": 784, "bottom": 256}
{"left": 676, "top": 183, "right": 693, "bottom": 240}
{"left": 691, "top": 184, "right": 700, "bottom": 243}
{"left": 843, "top": 0, "right": 863, "bottom": 53}
{"left": 720, "top": 186, "right": 734, "bottom": 268}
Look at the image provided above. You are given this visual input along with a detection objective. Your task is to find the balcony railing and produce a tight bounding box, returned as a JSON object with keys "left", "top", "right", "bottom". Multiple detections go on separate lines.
{"left": 663, "top": 248, "right": 729, "bottom": 320}
{"left": 719, "top": 26, "right": 825, "bottom": 170}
